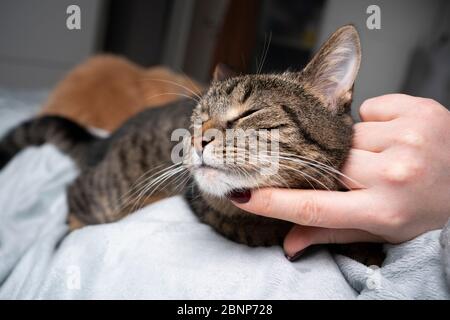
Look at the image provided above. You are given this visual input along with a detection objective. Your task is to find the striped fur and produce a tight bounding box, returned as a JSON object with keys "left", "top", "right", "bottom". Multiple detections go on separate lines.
{"left": 0, "top": 116, "right": 98, "bottom": 169}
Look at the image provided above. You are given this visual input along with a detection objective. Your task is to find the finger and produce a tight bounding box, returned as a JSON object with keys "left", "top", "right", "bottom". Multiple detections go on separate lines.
{"left": 283, "top": 225, "right": 383, "bottom": 257}
{"left": 359, "top": 94, "right": 419, "bottom": 122}
{"left": 340, "top": 148, "right": 380, "bottom": 189}
{"left": 230, "top": 188, "right": 374, "bottom": 230}
{"left": 352, "top": 121, "right": 394, "bottom": 152}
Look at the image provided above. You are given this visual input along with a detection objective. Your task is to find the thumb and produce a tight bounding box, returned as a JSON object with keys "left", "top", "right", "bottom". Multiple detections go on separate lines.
{"left": 283, "top": 225, "right": 382, "bottom": 259}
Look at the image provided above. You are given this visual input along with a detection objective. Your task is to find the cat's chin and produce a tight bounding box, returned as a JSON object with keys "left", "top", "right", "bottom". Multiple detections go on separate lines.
{"left": 192, "top": 166, "right": 256, "bottom": 198}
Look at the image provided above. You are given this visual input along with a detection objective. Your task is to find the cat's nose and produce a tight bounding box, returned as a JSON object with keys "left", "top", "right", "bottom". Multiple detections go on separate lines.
{"left": 192, "top": 135, "right": 215, "bottom": 157}
{"left": 201, "top": 136, "right": 215, "bottom": 149}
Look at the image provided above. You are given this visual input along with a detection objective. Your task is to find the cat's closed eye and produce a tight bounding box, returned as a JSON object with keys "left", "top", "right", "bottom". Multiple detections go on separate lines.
{"left": 226, "top": 108, "right": 262, "bottom": 128}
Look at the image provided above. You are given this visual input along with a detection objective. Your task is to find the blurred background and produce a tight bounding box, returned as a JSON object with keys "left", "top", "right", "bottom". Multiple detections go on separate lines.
{"left": 0, "top": 0, "right": 449, "bottom": 122}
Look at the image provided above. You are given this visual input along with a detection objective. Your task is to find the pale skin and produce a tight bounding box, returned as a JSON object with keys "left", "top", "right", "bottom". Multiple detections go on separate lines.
{"left": 230, "top": 94, "right": 450, "bottom": 258}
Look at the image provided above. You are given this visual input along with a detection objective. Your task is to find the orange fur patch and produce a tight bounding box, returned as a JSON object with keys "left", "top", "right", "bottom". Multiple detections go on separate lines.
{"left": 40, "top": 55, "right": 203, "bottom": 131}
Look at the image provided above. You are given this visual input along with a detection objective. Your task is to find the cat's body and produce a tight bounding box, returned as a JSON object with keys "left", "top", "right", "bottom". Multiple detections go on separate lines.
{"left": 0, "top": 26, "right": 376, "bottom": 254}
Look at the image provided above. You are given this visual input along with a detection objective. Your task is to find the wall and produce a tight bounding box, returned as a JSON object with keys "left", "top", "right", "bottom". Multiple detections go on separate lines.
{"left": 0, "top": 0, "right": 105, "bottom": 89}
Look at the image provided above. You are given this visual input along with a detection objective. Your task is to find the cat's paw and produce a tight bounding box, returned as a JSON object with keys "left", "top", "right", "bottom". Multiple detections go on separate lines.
{"left": 67, "top": 214, "right": 86, "bottom": 231}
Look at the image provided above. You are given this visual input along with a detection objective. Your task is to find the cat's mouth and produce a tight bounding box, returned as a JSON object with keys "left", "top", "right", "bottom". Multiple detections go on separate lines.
{"left": 192, "top": 163, "right": 257, "bottom": 197}
{"left": 197, "top": 163, "right": 225, "bottom": 172}
{"left": 188, "top": 147, "right": 261, "bottom": 197}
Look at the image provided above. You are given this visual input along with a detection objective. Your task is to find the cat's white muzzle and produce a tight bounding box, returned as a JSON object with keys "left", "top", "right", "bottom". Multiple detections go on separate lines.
{"left": 191, "top": 147, "right": 257, "bottom": 197}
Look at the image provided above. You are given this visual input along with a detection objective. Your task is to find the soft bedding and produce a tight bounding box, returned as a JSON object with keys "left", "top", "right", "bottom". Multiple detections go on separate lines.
{"left": 0, "top": 90, "right": 449, "bottom": 299}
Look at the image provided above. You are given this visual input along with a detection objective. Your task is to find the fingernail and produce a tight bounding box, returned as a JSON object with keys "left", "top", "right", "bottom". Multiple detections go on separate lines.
{"left": 228, "top": 189, "right": 251, "bottom": 203}
{"left": 285, "top": 249, "right": 305, "bottom": 262}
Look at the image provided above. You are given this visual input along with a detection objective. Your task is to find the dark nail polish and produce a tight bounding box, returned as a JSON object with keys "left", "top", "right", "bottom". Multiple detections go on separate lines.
{"left": 285, "top": 249, "right": 305, "bottom": 262}
{"left": 228, "top": 189, "right": 251, "bottom": 203}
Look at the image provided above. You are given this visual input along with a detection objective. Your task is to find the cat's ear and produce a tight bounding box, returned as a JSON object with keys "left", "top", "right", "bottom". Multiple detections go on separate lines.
{"left": 302, "top": 25, "right": 361, "bottom": 112}
{"left": 213, "top": 63, "right": 238, "bottom": 82}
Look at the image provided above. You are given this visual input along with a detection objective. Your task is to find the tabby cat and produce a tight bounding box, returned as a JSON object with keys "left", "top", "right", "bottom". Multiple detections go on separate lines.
{"left": 0, "top": 26, "right": 366, "bottom": 252}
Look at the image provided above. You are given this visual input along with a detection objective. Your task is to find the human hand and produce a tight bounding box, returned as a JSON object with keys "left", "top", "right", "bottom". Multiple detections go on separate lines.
{"left": 229, "top": 94, "right": 450, "bottom": 259}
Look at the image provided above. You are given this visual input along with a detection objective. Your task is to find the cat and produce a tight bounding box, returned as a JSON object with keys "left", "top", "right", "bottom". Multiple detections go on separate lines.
{"left": 40, "top": 54, "right": 203, "bottom": 132}
{"left": 1, "top": 25, "right": 377, "bottom": 259}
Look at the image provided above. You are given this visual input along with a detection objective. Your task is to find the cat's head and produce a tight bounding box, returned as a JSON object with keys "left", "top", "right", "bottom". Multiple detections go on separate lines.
{"left": 186, "top": 25, "right": 361, "bottom": 197}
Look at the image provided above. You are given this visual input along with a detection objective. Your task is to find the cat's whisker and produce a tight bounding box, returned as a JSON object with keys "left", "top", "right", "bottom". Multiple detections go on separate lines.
{"left": 133, "top": 162, "right": 183, "bottom": 191}
{"left": 257, "top": 34, "right": 266, "bottom": 74}
{"left": 229, "top": 144, "right": 356, "bottom": 190}
{"left": 257, "top": 31, "right": 272, "bottom": 75}
{"left": 277, "top": 152, "right": 361, "bottom": 189}
{"left": 232, "top": 154, "right": 316, "bottom": 190}
{"left": 120, "top": 163, "right": 173, "bottom": 200}
{"left": 139, "top": 78, "right": 202, "bottom": 101}
{"left": 224, "top": 147, "right": 335, "bottom": 190}
{"left": 190, "top": 182, "right": 204, "bottom": 202}
{"left": 173, "top": 171, "right": 192, "bottom": 195}
{"left": 119, "top": 162, "right": 182, "bottom": 207}
{"left": 278, "top": 163, "right": 330, "bottom": 191}
{"left": 170, "top": 67, "right": 204, "bottom": 98}
{"left": 276, "top": 156, "right": 341, "bottom": 187}
{"left": 125, "top": 171, "right": 172, "bottom": 214}
{"left": 278, "top": 152, "right": 346, "bottom": 176}
{"left": 260, "top": 154, "right": 340, "bottom": 189}
{"left": 124, "top": 166, "right": 185, "bottom": 213}
{"left": 135, "top": 166, "right": 186, "bottom": 210}
{"left": 158, "top": 166, "right": 190, "bottom": 196}
{"left": 234, "top": 166, "right": 255, "bottom": 190}
{"left": 222, "top": 150, "right": 286, "bottom": 192}
{"left": 143, "top": 92, "right": 200, "bottom": 104}
{"left": 118, "top": 167, "right": 173, "bottom": 212}
{"left": 244, "top": 153, "right": 324, "bottom": 190}
{"left": 138, "top": 166, "right": 184, "bottom": 198}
